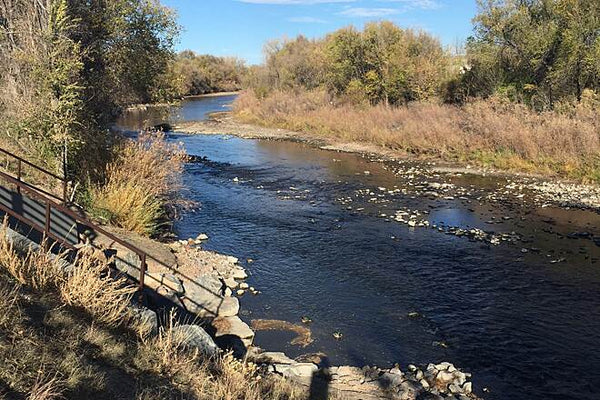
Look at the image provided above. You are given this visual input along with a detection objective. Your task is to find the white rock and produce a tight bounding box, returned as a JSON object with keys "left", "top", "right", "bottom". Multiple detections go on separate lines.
{"left": 227, "top": 256, "right": 239, "bottom": 264}
{"left": 462, "top": 382, "right": 472, "bottom": 393}
{"left": 231, "top": 268, "right": 248, "bottom": 280}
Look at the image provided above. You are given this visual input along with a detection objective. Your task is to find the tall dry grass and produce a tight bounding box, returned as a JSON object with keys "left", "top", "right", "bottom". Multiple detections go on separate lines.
{"left": 0, "top": 219, "right": 134, "bottom": 327}
{"left": 89, "top": 132, "right": 188, "bottom": 236}
{"left": 0, "top": 223, "right": 308, "bottom": 400}
{"left": 0, "top": 221, "right": 63, "bottom": 291}
{"left": 60, "top": 255, "right": 136, "bottom": 327}
{"left": 235, "top": 90, "right": 600, "bottom": 182}
{"left": 134, "top": 310, "right": 304, "bottom": 399}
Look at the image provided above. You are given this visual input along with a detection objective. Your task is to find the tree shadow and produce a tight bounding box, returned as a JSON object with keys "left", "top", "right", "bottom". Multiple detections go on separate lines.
{"left": 4, "top": 281, "right": 193, "bottom": 400}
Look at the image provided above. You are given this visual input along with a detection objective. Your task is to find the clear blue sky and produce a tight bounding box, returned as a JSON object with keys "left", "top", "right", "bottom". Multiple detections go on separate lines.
{"left": 161, "top": 0, "right": 479, "bottom": 65}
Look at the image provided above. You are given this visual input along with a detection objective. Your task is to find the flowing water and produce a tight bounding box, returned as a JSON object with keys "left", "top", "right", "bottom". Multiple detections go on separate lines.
{"left": 117, "top": 95, "right": 600, "bottom": 400}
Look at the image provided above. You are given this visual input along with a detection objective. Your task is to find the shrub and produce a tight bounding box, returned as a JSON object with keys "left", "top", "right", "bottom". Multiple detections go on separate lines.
{"left": 89, "top": 132, "right": 188, "bottom": 236}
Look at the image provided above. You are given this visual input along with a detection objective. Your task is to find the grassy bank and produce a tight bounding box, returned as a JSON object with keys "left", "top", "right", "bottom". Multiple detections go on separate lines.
{"left": 234, "top": 90, "right": 600, "bottom": 183}
{"left": 0, "top": 222, "right": 304, "bottom": 400}
{"left": 85, "top": 133, "right": 188, "bottom": 237}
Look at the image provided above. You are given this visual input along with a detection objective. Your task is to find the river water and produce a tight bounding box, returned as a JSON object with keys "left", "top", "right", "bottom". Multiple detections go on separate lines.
{"left": 117, "top": 95, "right": 600, "bottom": 400}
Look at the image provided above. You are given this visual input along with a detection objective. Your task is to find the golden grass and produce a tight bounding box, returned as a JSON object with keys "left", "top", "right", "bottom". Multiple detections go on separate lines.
{"left": 60, "top": 255, "right": 136, "bottom": 327}
{"left": 89, "top": 132, "right": 188, "bottom": 236}
{"left": 0, "top": 224, "right": 309, "bottom": 400}
{"left": 235, "top": 90, "right": 600, "bottom": 182}
{"left": 0, "top": 221, "right": 63, "bottom": 290}
{"left": 28, "top": 375, "right": 64, "bottom": 400}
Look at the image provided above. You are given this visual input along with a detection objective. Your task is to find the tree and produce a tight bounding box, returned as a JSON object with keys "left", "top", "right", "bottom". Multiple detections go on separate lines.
{"left": 467, "top": 0, "right": 600, "bottom": 106}
{"left": 0, "top": 0, "right": 180, "bottom": 179}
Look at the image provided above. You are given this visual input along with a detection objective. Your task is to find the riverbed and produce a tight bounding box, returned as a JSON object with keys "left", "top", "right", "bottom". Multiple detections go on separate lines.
{"left": 117, "top": 95, "right": 600, "bottom": 400}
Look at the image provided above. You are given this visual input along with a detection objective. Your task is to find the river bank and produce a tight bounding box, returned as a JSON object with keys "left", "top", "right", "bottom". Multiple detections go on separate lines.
{"left": 109, "top": 223, "right": 481, "bottom": 399}
{"left": 114, "top": 94, "right": 600, "bottom": 399}
{"left": 177, "top": 112, "right": 600, "bottom": 212}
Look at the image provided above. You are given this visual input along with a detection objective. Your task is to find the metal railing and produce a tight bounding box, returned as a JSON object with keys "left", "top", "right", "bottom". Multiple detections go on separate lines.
{"left": 0, "top": 168, "right": 148, "bottom": 291}
{"left": 0, "top": 148, "right": 226, "bottom": 316}
{"left": 0, "top": 148, "right": 68, "bottom": 204}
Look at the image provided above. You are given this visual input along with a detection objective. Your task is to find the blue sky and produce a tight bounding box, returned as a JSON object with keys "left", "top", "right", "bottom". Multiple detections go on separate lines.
{"left": 161, "top": 0, "right": 479, "bottom": 65}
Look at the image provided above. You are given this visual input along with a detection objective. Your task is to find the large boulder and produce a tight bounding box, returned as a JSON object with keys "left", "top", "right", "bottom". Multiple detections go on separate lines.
{"left": 182, "top": 274, "right": 240, "bottom": 318}
{"left": 212, "top": 316, "right": 254, "bottom": 347}
{"left": 171, "top": 325, "right": 219, "bottom": 357}
{"left": 281, "top": 363, "right": 318, "bottom": 385}
{"left": 145, "top": 272, "right": 184, "bottom": 295}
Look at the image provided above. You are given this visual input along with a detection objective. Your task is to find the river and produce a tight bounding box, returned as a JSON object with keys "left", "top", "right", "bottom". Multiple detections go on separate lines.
{"left": 117, "top": 94, "right": 600, "bottom": 400}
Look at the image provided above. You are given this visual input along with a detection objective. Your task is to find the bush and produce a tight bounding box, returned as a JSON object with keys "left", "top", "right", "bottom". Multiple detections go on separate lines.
{"left": 88, "top": 133, "right": 188, "bottom": 236}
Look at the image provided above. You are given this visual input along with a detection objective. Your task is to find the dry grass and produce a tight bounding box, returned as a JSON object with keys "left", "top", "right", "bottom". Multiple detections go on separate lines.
{"left": 60, "top": 255, "right": 136, "bottom": 327}
{"left": 89, "top": 132, "right": 188, "bottom": 236}
{"left": 135, "top": 311, "right": 305, "bottom": 399}
{"left": 28, "top": 375, "right": 64, "bottom": 400}
{"left": 235, "top": 90, "right": 600, "bottom": 182}
{"left": 0, "top": 221, "right": 63, "bottom": 290}
{"left": 0, "top": 225, "right": 309, "bottom": 400}
{"left": 0, "top": 219, "right": 135, "bottom": 328}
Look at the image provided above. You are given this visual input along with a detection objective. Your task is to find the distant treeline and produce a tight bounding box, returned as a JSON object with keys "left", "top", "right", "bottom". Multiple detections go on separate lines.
{"left": 244, "top": 0, "right": 600, "bottom": 109}
{"left": 235, "top": 0, "right": 600, "bottom": 182}
{"left": 172, "top": 51, "right": 247, "bottom": 96}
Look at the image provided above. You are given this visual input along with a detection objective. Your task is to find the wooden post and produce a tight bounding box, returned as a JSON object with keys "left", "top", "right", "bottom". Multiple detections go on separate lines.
{"left": 44, "top": 202, "right": 51, "bottom": 250}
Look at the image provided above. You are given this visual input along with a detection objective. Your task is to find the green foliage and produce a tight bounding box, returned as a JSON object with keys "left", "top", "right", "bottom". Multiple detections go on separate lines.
{"left": 173, "top": 50, "right": 247, "bottom": 96}
{"left": 0, "top": 0, "right": 180, "bottom": 181}
{"left": 248, "top": 22, "right": 451, "bottom": 106}
{"left": 463, "top": 0, "right": 600, "bottom": 107}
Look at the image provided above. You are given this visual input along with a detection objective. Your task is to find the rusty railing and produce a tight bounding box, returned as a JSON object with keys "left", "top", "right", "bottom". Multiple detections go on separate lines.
{"left": 0, "top": 147, "right": 149, "bottom": 291}
{"left": 0, "top": 148, "right": 226, "bottom": 315}
{"left": 0, "top": 148, "right": 68, "bottom": 204}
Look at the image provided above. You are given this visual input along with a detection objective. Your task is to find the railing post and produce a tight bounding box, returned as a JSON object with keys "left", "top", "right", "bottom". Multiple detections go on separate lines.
{"left": 139, "top": 253, "right": 147, "bottom": 292}
{"left": 138, "top": 253, "right": 147, "bottom": 303}
{"left": 62, "top": 179, "right": 68, "bottom": 205}
{"left": 44, "top": 202, "right": 51, "bottom": 250}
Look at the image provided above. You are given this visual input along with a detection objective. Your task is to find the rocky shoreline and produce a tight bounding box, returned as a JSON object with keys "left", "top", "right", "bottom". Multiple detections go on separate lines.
{"left": 177, "top": 113, "right": 600, "bottom": 212}
{"left": 97, "top": 223, "right": 480, "bottom": 399}
{"left": 109, "top": 229, "right": 482, "bottom": 399}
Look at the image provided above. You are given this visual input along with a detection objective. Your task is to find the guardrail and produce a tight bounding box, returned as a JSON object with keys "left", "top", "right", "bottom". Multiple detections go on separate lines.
{"left": 0, "top": 148, "right": 225, "bottom": 315}
{"left": 0, "top": 168, "right": 148, "bottom": 291}
{"left": 0, "top": 148, "right": 68, "bottom": 204}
